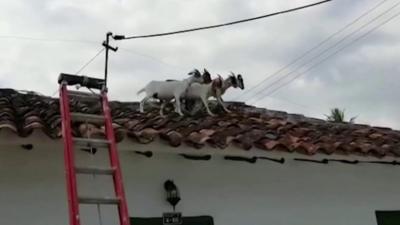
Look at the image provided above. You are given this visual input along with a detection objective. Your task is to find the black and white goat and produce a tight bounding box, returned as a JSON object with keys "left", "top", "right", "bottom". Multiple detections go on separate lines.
{"left": 137, "top": 69, "right": 211, "bottom": 116}
{"left": 184, "top": 72, "right": 244, "bottom": 115}
{"left": 183, "top": 75, "right": 224, "bottom": 116}
{"left": 213, "top": 72, "right": 244, "bottom": 112}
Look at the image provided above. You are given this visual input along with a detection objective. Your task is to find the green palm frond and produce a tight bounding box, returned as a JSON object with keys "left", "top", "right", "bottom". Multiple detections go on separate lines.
{"left": 325, "top": 108, "right": 356, "bottom": 123}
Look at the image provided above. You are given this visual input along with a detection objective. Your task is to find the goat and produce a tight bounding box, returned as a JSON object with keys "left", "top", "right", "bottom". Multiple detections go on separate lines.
{"left": 212, "top": 72, "right": 244, "bottom": 112}
{"left": 137, "top": 69, "right": 210, "bottom": 116}
{"left": 185, "top": 72, "right": 244, "bottom": 114}
{"left": 182, "top": 75, "right": 224, "bottom": 116}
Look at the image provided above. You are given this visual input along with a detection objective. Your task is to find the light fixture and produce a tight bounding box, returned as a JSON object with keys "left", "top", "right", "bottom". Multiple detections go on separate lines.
{"left": 164, "top": 180, "right": 181, "bottom": 211}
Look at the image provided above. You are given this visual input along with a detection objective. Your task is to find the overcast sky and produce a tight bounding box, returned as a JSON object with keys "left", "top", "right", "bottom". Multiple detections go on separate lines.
{"left": 0, "top": 0, "right": 399, "bottom": 129}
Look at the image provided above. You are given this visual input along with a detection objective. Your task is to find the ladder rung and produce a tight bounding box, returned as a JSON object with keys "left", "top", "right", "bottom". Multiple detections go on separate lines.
{"left": 78, "top": 196, "right": 120, "bottom": 205}
{"left": 75, "top": 166, "right": 115, "bottom": 175}
{"left": 68, "top": 90, "right": 101, "bottom": 101}
{"left": 71, "top": 113, "right": 104, "bottom": 125}
{"left": 73, "top": 137, "right": 110, "bottom": 148}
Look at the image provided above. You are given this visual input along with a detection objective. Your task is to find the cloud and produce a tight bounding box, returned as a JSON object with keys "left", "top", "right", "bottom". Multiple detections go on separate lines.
{"left": 0, "top": 0, "right": 399, "bottom": 129}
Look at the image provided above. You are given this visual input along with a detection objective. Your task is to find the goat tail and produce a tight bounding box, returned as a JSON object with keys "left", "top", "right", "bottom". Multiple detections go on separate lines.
{"left": 137, "top": 88, "right": 145, "bottom": 95}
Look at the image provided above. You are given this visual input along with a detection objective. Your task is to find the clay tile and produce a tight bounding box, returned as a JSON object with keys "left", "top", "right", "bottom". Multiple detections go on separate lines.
{"left": 187, "top": 131, "right": 210, "bottom": 145}
{"left": 266, "top": 118, "right": 284, "bottom": 129}
{"left": 315, "top": 143, "right": 334, "bottom": 155}
{"left": 264, "top": 132, "right": 279, "bottom": 140}
{"left": 291, "top": 127, "right": 312, "bottom": 136}
{"left": 0, "top": 121, "right": 18, "bottom": 133}
{"left": 133, "top": 128, "right": 159, "bottom": 143}
{"left": 199, "top": 129, "right": 216, "bottom": 136}
{"left": 166, "top": 131, "right": 182, "bottom": 147}
{"left": 333, "top": 141, "right": 345, "bottom": 149}
{"left": 78, "top": 123, "right": 104, "bottom": 138}
{"left": 114, "top": 128, "right": 126, "bottom": 143}
{"left": 369, "top": 133, "right": 383, "bottom": 140}
{"left": 320, "top": 143, "right": 336, "bottom": 155}
{"left": 359, "top": 143, "right": 373, "bottom": 154}
{"left": 258, "top": 140, "right": 284, "bottom": 150}
{"left": 291, "top": 135, "right": 302, "bottom": 143}
{"left": 233, "top": 134, "right": 253, "bottom": 150}
{"left": 370, "top": 147, "right": 386, "bottom": 158}
{"left": 390, "top": 144, "right": 400, "bottom": 156}
{"left": 217, "top": 120, "right": 231, "bottom": 127}
{"left": 23, "top": 121, "right": 44, "bottom": 130}
{"left": 353, "top": 128, "right": 372, "bottom": 136}
{"left": 249, "top": 117, "right": 263, "bottom": 123}
{"left": 382, "top": 144, "right": 391, "bottom": 150}
{"left": 278, "top": 137, "right": 296, "bottom": 152}
{"left": 294, "top": 142, "right": 317, "bottom": 155}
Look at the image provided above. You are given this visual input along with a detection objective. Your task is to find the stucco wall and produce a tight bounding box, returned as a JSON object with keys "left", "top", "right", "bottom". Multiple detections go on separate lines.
{"left": 1, "top": 131, "right": 400, "bottom": 225}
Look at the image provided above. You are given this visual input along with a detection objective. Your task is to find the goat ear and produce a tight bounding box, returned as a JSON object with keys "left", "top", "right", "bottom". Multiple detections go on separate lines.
{"left": 188, "top": 69, "right": 197, "bottom": 76}
{"left": 230, "top": 71, "right": 235, "bottom": 76}
{"left": 230, "top": 75, "right": 238, "bottom": 87}
{"left": 237, "top": 74, "right": 244, "bottom": 89}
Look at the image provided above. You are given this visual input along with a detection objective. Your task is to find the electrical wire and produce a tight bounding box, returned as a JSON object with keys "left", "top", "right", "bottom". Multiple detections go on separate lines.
{"left": 117, "top": 0, "right": 332, "bottom": 40}
{"left": 75, "top": 48, "right": 105, "bottom": 75}
{"left": 249, "top": 8, "right": 400, "bottom": 105}
{"left": 118, "top": 47, "right": 187, "bottom": 72}
{"left": 0, "top": 35, "right": 97, "bottom": 45}
{"left": 233, "top": 0, "right": 389, "bottom": 101}
{"left": 244, "top": 0, "right": 400, "bottom": 103}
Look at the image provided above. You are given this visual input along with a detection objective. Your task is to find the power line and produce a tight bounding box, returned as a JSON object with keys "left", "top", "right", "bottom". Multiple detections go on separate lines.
{"left": 75, "top": 48, "right": 105, "bottom": 75}
{"left": 240, "top": 0, "right": 396, "bottom": 103}
{"left": 243, "top": 0, "right": 400, "bottom": 103}
{"left": 116, "top": 0, "right": 332, "bottom": 40}
{"left": 249, "top": 8, "right": 400, "bottom": 105}
{"left": 233, "top": 0, "right": 389, "bottom": 101}
{"left": 118, "top": 47, "right": 187, "bottom": 72}
{"left": 0, "top": 35, "right": 97, "bottom": 45}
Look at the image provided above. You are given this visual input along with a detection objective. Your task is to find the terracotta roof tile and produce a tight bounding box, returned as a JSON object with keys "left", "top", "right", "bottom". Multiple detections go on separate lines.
{"left": 1, "top": 88, "right": 400, "bottom": 158}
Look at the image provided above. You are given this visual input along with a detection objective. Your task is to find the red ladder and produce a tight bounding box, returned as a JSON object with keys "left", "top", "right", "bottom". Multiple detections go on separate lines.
{"left": 58, "top": 73, "right": 131, "bottom": 225}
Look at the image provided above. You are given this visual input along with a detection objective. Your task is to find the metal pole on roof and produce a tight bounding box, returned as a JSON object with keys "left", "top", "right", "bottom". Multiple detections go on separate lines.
{"left": 102, "top": 32, "right": 118, "bottom": 88}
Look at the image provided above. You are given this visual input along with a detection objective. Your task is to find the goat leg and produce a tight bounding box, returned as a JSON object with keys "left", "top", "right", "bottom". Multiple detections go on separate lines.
{"left": 140, "top": 96, "right": 150, "bottom": 113}
{"left": 217, "top": 95, "right": 231, "bottom": 113}
{"left": 201, "top": 97, "right": 216, "bottom": 116}
{"left": 174, "top": 95, "right": 184, "bottom": 116}
{"left": 159, "top": 101, "right": 167, "bottom": 117}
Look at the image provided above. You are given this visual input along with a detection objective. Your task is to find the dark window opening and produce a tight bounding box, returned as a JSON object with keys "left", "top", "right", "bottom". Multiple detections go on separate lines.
{"left": 130, "top": 216, "right": 214, "bottom": 225}
{"left": 376, "top": 211, "right": 400, "bottom": 225}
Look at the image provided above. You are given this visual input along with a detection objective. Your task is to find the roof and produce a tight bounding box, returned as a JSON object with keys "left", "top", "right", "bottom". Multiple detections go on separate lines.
{"left": 1, "top": 88, "right": 400, "bottom": 158}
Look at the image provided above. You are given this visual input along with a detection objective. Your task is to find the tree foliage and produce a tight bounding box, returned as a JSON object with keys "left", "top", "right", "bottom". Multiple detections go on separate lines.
{"left": 325, "top": 108, "right": 357, "bottom": 123}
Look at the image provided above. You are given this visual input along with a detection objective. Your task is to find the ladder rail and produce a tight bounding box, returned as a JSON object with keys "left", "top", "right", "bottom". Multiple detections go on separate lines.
{"left": 60, "top": 84, "right": 81, "bottom": 225}
{"left": 59, "top": 73, "right": 131, "bottom": 225}
{"left": 101, "top": 91, "right": 131, "bottom": 225}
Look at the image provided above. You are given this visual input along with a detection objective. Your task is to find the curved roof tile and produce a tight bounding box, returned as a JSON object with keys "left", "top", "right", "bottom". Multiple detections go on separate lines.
{"left": 1, "top": 88, "right": 400, "bottom": 158}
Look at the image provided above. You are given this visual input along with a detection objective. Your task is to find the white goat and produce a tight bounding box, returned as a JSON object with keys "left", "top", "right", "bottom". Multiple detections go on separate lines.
{"left": 137, "top": 69, "right": 205, "bottom": 116}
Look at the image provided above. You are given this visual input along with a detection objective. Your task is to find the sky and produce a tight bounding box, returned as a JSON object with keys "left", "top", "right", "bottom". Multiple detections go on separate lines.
{"left": 0, "top": 0, "right": 399, "bottom": 129}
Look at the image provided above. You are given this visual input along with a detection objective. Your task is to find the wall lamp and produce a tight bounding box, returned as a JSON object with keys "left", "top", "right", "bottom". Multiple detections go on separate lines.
{"left": 164, "top": 180, "right": 181, "bottom": 211}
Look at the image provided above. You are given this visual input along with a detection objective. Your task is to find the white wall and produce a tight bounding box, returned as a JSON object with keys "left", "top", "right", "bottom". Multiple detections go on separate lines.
{"left": 1, "top": 130, "right": 400, "bottom": 225}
